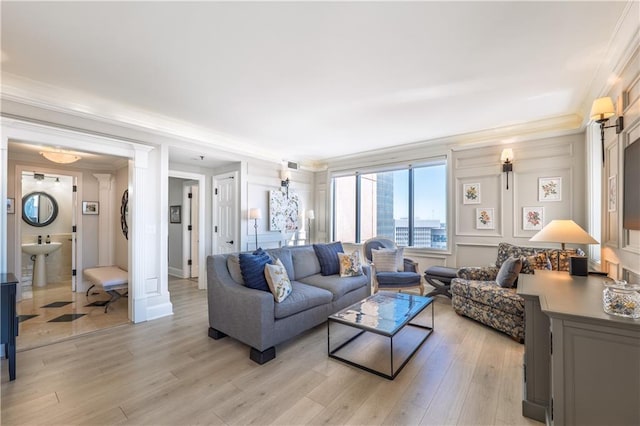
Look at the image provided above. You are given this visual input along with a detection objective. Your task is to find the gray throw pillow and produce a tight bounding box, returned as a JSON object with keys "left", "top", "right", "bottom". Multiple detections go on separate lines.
{"left": 496, "top": 256, "right": 523, "bottom": 288}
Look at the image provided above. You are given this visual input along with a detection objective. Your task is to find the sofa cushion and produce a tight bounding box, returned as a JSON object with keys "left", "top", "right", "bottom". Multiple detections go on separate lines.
{"left": 226, "top": 254, "right": 244, "bottom": 285}
{"left": 496, "top": 256, "right": 522, "bottom": 288}
{"left": 291, "top": 246, "right": 322, "bottom": 280}
{"left": 239, "top": 249, "right": 272, "bottom": 292}
{"left": 298, "top": 273, "right": 369, "bottom": 301}
{"left": 265, "top": 258, "right": 292, "bottom": 303}
{"left": 313, "top": 242, "right": 344, "bottom": 276}
{"left": 338, "top": 250, "right": 363, "bottom": 277}
{"left": 376, "top": 271, "right": 421, "bottom": 287}
{"left": 496, "top": 242, "right": 538, "bottom": 267}
{"left": 548, "top": 248, "right": 585, "bottom": 271}
{"left": 274, "top": 281, "right": 333, "bottom": 319}
{"left": 522, "top": 252, "right": 552, "bottom": 274}
{"left": 266, "top": 248, "right": 295, "bottom": 281}
{"left": 372, "top": 249, "right": 399, "bottom": 272}
{"left": 451, "top": 278, "right": 524, "bottom": 317}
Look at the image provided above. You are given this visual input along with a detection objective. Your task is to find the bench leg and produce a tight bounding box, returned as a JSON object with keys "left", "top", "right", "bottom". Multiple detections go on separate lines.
{"left": 250, "top": 346, "right": 276, "bottom": 365}
{"left": 85, "top": 284, "right": 95, "bottom": 297}
{"left": 425, "top": 277, "right": 452, "bottom": 298}
{"left": 208, "top": 327, "right": 227, "bottom": 340}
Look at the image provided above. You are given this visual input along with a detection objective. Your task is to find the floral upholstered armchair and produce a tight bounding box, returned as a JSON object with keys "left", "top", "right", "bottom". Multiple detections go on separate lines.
{"left": 451, "top": 242, "right": 584, "bottom": 342}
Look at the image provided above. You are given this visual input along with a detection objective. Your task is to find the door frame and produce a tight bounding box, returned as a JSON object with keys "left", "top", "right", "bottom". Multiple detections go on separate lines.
{"left": 182, "top": 181, "right": 199, "bottom": 279}
{"left": 213, "top": 171, "right": 239, "bottom": 255}
{"left": 168, "top": 170, "right": 206, "bottom": 289}
{"left": 13, "top": 165, "right": 82, "bottom": 298}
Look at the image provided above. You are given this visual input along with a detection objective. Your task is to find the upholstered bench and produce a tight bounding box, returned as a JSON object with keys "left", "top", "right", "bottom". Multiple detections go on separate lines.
{"left": 424, "top": 266, "right": 457, "bottom": 298}
{"left": 84, "top": 266, "right": 128, "bottom": 313}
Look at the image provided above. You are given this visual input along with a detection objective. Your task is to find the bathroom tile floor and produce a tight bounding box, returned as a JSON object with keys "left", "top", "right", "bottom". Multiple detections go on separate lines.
{"left": 16, "top": 280, "right": 129, "bottom": 351}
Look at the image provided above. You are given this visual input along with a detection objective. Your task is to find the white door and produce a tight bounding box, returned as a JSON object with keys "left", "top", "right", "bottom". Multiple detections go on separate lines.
{"left": 214, "top": 174, "right": 238, "bottom": 254}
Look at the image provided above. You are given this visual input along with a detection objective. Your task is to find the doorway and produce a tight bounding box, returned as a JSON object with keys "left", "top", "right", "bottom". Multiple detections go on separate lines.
{"left": 168, "top": 171, "right": 206, "bottom": 289}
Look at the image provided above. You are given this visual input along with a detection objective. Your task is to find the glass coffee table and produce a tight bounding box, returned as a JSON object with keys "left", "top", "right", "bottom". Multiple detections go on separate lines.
{"left": 327, "top": 291, "right": 434, "bottom": 380}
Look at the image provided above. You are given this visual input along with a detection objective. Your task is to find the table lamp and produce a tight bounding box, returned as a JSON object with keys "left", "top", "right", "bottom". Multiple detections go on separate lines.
{"left": 529, "top": 219, "right": 598, "bottom": 275}
{"left": 249, "top": 208, "right": 262, "bottom": 250}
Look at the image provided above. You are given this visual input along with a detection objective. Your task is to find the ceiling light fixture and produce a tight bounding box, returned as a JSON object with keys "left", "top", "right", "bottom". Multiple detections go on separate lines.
{"left": 40, "top": 150, "right": 81, "bottom": 164}
{"left": 590, "top": 97, "right": 624, "bottom": 166}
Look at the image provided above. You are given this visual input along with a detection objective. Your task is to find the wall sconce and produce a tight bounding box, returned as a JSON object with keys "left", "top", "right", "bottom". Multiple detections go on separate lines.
{"left": 501, "top": 148, "right": 514, "bottom": 190}
{"left": 249, "top": 208, "right": 262, "bottom": 249}
{"left": 280, "top": 168, "right": 291, "bottom": 198}
{"left": 590, "top": 96, "right": 624, "bottom": 166}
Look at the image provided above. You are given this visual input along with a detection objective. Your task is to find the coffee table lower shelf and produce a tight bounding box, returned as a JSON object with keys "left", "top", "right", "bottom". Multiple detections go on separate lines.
{"left": 327, "top": 300, "right": 434, "bottom": 380}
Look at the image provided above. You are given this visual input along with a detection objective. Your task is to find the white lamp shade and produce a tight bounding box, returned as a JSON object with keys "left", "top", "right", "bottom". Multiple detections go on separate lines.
{"left": 529, "top": 219, "right": 598, "bottom": 245}
{"left": 500, "top": 148, "right": 514, "bottom": 163}
{"left": 307, "top": 210, "right": 315, "bottom": 220}
{"left": 249, "top": 208, "right": 262, "bottom": 220}
{"left": 280, "top": 168, "right": 291, "bottom": 180}
{"left": 590, "top": 97, "right": 615, "bottom": 121}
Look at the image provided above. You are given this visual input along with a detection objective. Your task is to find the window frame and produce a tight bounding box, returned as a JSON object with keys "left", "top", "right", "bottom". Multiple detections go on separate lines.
{"left": 331, "top": 157, "right": 449, "bottom": 252}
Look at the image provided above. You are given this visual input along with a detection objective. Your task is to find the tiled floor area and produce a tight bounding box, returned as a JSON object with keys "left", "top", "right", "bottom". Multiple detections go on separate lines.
{"left": 16, "top": 280, "right": 129, "bottom": 350}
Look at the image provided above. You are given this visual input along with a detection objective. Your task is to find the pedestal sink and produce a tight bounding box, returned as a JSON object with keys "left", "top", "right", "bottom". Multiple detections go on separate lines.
{"left": 21, "top": 243, "right": 62, "bottom": 287}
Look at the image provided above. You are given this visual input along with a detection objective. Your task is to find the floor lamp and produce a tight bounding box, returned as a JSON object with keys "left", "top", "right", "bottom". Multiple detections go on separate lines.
{"left": 249, "top": 208, "right": 261, "bottom": 250}
{"left": 307, "top": 209, "right": 315, "bottom": 243}
{"left": 529, "top": 219, "right": 598, "bottom": 275}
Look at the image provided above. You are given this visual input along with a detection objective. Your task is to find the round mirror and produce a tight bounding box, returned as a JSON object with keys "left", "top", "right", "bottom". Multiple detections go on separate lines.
{"left": 22, "top": 191, "right": 59, "bottom": 227}
{"left": 121, "top": 189, "right": 129, "bottom": 240}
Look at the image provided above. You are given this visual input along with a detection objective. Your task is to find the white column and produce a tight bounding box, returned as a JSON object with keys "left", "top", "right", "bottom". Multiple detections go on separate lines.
{"left": 0, "top": 135, "right": 8, "bottom": 274}
{"left": 93, "top": 173, "right": 114, "bottom": 266}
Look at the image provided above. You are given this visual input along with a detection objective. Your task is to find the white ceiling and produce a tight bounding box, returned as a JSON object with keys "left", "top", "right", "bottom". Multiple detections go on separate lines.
{"left": 0, "top": 1, "right": 629, "bottom": 165}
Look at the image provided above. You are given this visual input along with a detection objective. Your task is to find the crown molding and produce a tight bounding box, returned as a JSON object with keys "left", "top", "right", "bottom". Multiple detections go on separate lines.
{"left": 322, "top": 113, "right": 583, "bottom": 170}
{"left": 1, "top": 73, "right": 285, "bottom": 165}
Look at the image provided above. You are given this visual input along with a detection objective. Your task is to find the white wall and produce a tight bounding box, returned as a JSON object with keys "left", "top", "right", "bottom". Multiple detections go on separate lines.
{"left": 600, "top": 36, "right": 640, "bottom": 281}
{"left": 319, "top": 132, "right": 587, "bottom": 273}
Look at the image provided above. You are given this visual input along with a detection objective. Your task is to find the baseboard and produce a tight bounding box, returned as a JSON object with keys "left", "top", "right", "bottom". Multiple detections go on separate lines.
{"left": 168, "top": 266, "right": 184, "bottom": 278}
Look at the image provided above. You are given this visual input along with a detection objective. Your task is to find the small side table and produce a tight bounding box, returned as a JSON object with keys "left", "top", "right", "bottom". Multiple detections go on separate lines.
{"left": 1, "top": 273, "right": 19, "bottom": 381}
{"left": 424, "top": 266, "right": 458, "bottom": 298}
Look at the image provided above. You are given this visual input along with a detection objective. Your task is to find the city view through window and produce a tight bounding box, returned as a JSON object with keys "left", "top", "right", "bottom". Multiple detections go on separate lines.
{"left": 333, "top": 163, "right": 447, "bottom": 249}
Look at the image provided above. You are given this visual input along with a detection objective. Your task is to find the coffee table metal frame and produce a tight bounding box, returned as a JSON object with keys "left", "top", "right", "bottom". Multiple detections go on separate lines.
{"left": 327, "top": 292, "right": 434, "bottom": 380}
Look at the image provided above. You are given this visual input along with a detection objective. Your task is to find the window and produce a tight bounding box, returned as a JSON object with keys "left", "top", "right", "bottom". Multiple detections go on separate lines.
{"left": 332, "top": 161, "right": 447, "bottom": 249}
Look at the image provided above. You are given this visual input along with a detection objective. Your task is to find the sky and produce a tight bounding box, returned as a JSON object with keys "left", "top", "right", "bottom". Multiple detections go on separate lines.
{"left": 393, "top": 164, "right": 447, "bottom": 223}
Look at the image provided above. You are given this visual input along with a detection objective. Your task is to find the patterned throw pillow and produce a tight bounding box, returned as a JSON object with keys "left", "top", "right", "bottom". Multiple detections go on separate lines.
{"left": 264, "top": 258, "right": 292, "bottom": 302}
{"left": 496, "top": 256, "right": 523, "bottom": 288}
{"left": 239, "top": 248, "right": 272, "bottom": 292}
{"left": 372, "top": 248, "right": 399, "bottom": 272}
{"left": 522, "top": 252, "right": 552, "bottom": 274}
{"left": 337, "top": 250, "right": 363, "bottom": 277}
{"left": 313, "top": 242, "right": 344, "bottom": 276}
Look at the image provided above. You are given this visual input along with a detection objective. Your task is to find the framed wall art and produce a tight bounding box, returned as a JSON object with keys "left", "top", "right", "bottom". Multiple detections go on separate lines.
{"left": 538, "top": 177, "right": 562, "bottom": 202}
{"left": 476, "top": 208, "right": 495, "bottom": 229}
{"left": 169, "top": 205, "right": 181, "bottom": 224}
{"left": 82, "top": 201, "right": 99, "bottom": 215}
{"left": 523, "top": 206, "right": 544, "bottom": 230}
{"left": 269, "top": 190, "right": 300, "bottom": 231}
{"left": 608, "top": 175, "right": 617, "bottom": 212}
{"left": 463, "top": 183, "right": 481, "bottom": 204}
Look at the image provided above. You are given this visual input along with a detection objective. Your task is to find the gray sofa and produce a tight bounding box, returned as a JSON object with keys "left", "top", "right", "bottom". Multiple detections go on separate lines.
{"left": 207, "top": 245, "right": 371, "bottom": 364}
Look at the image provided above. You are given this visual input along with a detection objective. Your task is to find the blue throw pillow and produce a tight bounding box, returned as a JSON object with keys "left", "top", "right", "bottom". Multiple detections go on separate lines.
{"left": 313, "top": 242, "right": 344, "bottom": 276}
{"left": 239, "top": 248, "right": 272, "bottom": 292}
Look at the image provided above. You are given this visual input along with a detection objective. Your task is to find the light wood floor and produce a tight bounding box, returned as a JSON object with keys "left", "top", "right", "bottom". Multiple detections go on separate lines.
{"left": 1, "top": 279, "right": 540, "bottom": 426}
{"left": 16, "top": 281, "right": 129, "bottom": 351}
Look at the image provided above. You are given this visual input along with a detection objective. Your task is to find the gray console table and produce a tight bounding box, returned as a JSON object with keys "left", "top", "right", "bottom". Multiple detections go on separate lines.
{"left": 518, "top": 270, "right": 640, "bottom": 425}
